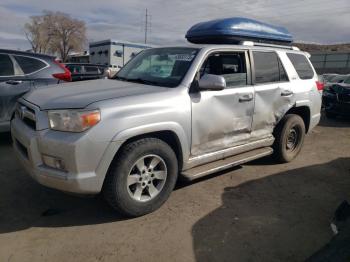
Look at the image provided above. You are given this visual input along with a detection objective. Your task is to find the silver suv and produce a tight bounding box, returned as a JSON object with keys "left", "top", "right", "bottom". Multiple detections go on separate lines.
{"left": 11, "top": 42, "right": 322, "bottom": 216}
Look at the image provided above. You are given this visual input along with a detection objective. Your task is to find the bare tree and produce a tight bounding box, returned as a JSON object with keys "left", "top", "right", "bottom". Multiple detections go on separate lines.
{"left": 24, "top": 16, "right": 51, "bottom": 53}
{"left": 24, "top": 11, "right": 86, "bottom": 62}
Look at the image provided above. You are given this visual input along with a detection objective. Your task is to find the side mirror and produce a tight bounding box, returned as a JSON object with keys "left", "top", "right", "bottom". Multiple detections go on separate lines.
{"left": 198, "top": 74, "right": 226, "bottom": 91}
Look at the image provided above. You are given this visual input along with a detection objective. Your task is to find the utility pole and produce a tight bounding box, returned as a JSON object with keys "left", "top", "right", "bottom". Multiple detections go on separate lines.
{"left": 144, "top": 8, "right": 151, "bottom": 44}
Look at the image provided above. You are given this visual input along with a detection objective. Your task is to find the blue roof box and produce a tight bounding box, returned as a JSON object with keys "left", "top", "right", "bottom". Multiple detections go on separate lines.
{"left": 185, "top": 17, "right": 293, "bottom": 45}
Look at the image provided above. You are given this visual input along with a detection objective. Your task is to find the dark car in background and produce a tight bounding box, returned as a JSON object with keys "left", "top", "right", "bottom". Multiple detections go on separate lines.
{"left": 0, "top": 49, "right": 71, "bottom": 132}
{"left": 322, "top": 74, "right": 338, "bottom": 84}
{"left": 323, "top": 75, "right": 350, "bottom": 118}
{"left": 65, "top": 63, "right": 108, "bottom": 81}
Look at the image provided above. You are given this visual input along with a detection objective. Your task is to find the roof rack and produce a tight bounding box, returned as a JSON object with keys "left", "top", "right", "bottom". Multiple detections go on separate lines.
{"left": 240, "top": 41, "right": 300, "bottom": 51}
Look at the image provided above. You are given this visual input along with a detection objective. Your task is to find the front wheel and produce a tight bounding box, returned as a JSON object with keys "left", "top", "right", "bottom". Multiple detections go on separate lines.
{"left": 103, "top": 138, "right": 178, "bottom": 217}
{"left": 273, "top": 114, "right": 306, "bottom": 163}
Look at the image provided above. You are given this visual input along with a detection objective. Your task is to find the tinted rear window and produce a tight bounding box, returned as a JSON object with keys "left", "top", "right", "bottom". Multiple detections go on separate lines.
{"left": 0, "top": 54, "right": 14, "bottom": 76}
{"left": 85, "top": 66, "right": 99, "bottom": 73}
{"left": 287, "top": 53, "right": 314, "bottom": 80}
{"left": 253, "top": 51, "right": 288, "bottom": 84}
{"left": 14, "top": 55, "right": 47, "bottom": 74}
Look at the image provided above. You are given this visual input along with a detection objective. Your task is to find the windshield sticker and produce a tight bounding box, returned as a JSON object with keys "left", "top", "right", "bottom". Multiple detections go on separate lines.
{"left": 175, "top": 54, "right": 195, "bottom": 61}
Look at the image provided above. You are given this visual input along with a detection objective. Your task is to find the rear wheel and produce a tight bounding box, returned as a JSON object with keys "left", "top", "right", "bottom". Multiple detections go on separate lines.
{"left": 103, "top": 138, "right": 178, "bottom": 217}
{"left": 273, "top": 114, "right": 305, "bottom": 163}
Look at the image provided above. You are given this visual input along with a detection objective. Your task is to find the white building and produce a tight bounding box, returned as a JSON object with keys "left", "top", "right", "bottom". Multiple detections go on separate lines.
{"left": 89, "top": 39, "right": 152, "bottom": 69}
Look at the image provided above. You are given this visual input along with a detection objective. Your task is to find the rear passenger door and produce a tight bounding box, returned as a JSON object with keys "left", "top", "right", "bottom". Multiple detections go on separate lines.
{"left": 190, "top": 50, "right": 254, "bottom": 156}
{"left": 0, "top": 54, "right": 32, "bottom": 122}
{"left": 251, "top": 51, "right": 294, "bottom": 139}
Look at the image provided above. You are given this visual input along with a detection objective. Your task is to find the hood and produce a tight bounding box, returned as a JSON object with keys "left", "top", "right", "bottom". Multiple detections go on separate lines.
{"left": 24, "top": 79, "right": 168, "bottom": 110}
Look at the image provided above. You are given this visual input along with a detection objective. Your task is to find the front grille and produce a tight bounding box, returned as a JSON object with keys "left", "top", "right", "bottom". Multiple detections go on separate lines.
{"left": 16, "top": 103, "right": 37, "bottom": 130}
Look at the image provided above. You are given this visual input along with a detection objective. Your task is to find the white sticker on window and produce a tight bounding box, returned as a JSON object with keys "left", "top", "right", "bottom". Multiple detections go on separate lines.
{"left": 175, "top": 54, "right": 195, "bottom": 61}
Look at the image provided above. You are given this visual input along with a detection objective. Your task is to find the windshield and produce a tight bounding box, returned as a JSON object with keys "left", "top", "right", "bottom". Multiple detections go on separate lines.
{"left": 331, "top": 75, "right": 347, "bottom": 83}
{"left": 115, "top": 47, "right": 199, "bottom": 87}
{"left": 344, "top": 76, "right": 350, "bottom": 84}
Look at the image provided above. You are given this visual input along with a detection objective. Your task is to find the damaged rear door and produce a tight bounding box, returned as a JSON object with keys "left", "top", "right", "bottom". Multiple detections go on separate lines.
{"left": 190, "top": 50, "right": 254, "bottom": 156}
{"left": 250, "top": 50, "right": 295, "bottom": 139}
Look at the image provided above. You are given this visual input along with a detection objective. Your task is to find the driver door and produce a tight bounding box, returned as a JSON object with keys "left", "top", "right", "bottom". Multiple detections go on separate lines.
{"left": 190, "top": 50, "right": 254, "bottom": 156}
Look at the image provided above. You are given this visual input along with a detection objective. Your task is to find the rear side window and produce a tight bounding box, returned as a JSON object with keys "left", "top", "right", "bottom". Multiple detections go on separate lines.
{"left": 0, "top": 54, "right": 14, "bottom": 76}
{"left": 85, "top": 66, "right": 99, "bottom": 73}
{"left": 253, "top": 51, "right": 288, "bottom": 84}
{"left": 14, "top": 55, "right": 47, "bottom": 74}
{"left": 67, "top": 65, "right": 82, "bottom": 74}
{"left": 287, "top": 53, "right": 314, "bottom": 80}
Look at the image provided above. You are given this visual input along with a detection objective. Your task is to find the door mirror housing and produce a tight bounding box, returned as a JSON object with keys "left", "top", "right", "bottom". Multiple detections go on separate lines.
{"left": 198, "top": 74, "right": 226, "bottom": 91}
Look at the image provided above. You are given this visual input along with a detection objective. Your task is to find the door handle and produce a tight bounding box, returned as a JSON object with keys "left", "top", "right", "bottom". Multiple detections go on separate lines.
{"left": 281, "top": 90, "right": 293, "bottom": 96}
{"left": 6, "top": 80, "right": 22, "bottom": 85}
{"left": 239, "top": 94, "right": 253, "bottom": 102}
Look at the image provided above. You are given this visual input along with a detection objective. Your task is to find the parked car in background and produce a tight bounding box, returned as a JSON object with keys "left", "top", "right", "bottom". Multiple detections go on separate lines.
{"left": 0, "top": 49, "right": 71, "bottom": 132}
{"left": 65, "top": 63, "right": 108, "bottom": 81}
{"left": 326, "top": 74, "right": 348, "bottom": 86}
{"left": 322, "top": 74, "right": 338, "bottom": 84}
{"left": 323, "top": 75, "right": 350, "bottom": 118}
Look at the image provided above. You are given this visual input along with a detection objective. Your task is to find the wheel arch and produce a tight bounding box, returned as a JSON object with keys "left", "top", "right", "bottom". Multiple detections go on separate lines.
{"left": 116, "top": 130, "right": 184, "bottom": 171}
{"left": 284, "top": 105, "right": 311, "bottom": 133}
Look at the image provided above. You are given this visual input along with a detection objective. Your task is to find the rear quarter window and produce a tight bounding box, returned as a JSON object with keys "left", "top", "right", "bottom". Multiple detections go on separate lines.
{"left": 14, "top": 55, "right": 47, "bottom": 74}
{"left": 287, "top": 53, "right": 314, "bottom": 80}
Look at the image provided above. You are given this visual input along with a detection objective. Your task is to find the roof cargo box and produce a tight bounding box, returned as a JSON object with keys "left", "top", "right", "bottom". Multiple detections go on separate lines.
{"left": 185, "top": 17, "right": 293, "bottom": 45}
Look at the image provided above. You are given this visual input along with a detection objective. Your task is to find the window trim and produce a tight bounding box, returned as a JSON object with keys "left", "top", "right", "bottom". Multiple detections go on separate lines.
{"left": 195, "top": 49, "right": 252, "bottom": 89}
{"left": 250, "top": 50, "right": 290, "bottom": 86}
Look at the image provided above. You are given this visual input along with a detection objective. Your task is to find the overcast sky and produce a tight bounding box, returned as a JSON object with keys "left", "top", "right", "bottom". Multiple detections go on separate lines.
{"left": 0, "top": 0, "right": 349, "bottom": 50}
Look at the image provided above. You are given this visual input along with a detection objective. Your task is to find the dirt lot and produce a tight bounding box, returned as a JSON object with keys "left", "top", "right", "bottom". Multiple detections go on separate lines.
{"left": 0, "top": 115, "right": 349, "bottom": 262}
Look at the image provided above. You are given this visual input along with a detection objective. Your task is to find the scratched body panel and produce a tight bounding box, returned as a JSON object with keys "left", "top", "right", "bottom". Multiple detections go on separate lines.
{"left": 190, "top": 85, "right": 254, "bottom": 156}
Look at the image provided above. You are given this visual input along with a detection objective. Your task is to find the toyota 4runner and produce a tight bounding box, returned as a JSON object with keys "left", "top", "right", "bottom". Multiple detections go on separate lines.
{"left": 11, "top": 41, "right": 322, "bottom": 217}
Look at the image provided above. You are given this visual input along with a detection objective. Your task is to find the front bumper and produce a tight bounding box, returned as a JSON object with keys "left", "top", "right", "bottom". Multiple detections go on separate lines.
{"left": 0, "top": 121, "right": 10, "bottom": 132}
{"left": 11, "top": 115, "right": 114, "bottom": 194}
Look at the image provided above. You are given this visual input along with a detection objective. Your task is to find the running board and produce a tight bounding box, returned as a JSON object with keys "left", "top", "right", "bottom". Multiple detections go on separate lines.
{"left": 181, "top": 147, "right": 273, "bottom": 181}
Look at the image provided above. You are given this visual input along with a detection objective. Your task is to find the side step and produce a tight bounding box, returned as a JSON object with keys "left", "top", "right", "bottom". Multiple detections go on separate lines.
{"left": 181, "top": 147, "right": 273, "bottom": 181}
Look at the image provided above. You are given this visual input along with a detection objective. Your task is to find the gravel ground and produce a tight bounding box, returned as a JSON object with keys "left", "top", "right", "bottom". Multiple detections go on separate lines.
{"left": 0, "top": 115, "right": 349, "bottom": 262}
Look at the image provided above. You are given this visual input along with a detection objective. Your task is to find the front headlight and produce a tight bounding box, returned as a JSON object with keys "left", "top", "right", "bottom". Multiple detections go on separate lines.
{"left": 48, "top": 109, "right": 101, "bottom": 132}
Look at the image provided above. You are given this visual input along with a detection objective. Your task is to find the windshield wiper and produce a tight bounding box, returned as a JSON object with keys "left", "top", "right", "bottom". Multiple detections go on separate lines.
{"left": 125, "top": 78, "right": 160, "bottom": 86}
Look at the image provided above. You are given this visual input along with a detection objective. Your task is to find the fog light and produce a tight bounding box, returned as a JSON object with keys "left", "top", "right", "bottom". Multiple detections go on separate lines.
{"left": 42, "top": 155, "right": 66, "bottom": 171}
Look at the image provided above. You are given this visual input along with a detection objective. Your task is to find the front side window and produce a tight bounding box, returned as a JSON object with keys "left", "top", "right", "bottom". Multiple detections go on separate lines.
{"left": 287, "top": 53, "right": 314, "bottom": 80}
{"left": 116, "top": 47, "right": 199, "bottom": 87}
{"left": 200, "top": 52, "right": 247, "bottom": 87}
{"left": 14, "top": 55, "right": 46, "bottom": 74}
{"left": 0, "top": 54, "right": 14, "bottom": 76}
{"left": 253, "top": 51, "right": 287, "bottom": 84}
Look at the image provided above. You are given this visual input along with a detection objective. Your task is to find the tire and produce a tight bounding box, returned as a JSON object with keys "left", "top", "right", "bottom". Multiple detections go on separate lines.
{"left": 103, "top": 137, "right": 178, "bottom": 217}
{"left": 273, "top": 114, "right": 306, "bottom": 163}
